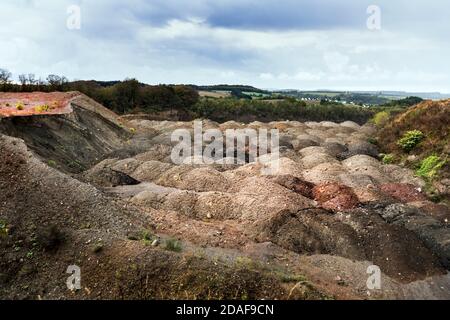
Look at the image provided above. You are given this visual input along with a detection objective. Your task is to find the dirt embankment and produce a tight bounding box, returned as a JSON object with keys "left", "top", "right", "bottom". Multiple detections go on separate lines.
{"left": 378, "top": 99, "right": 449, "bottom": 156}
{"left": 0, "top": 92, "right": 133, "bottom": 173}
{"left": 376, "top": 99, "right": 449, "bottom": 202}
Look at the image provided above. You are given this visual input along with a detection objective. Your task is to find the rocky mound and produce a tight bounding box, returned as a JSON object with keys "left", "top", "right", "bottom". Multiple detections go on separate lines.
{"left": 0, "top": 134, "right": 306, "bottom": 300}
{"left": 1, "top": 104, "right": 449, "bottom": 300}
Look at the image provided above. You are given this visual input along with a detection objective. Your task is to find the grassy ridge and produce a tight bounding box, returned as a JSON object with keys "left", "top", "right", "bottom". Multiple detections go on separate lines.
{"left": 376, "top": 99, "right": 449, "bottom": 201}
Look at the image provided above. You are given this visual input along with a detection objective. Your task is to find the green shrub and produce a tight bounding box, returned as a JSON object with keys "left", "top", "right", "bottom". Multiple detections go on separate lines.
{"left": 141, "top": 230, "right": 155, "bottom": 245}
{"left": 35, "top": 104, "right": 50, "bottom": 112}
{"left": 164, "top": 238, "right": 182, "bottom": 252}
{"left": 235, "top": 256, "right": 255, "bottom": 269}
{"left": 416, "top": 155, "right": 446, "bottom": 179}
{"left": 275, "top": 271, "right": 308, "bottom": 283}
{"left": 48, "top": 160, "right": 56, "bottom": 167}
{"left": 382, "top": 154, "right": 395, "bottom": 164}
{"left": 16, "top": 102, "right": 25, "bottom": 110}
{"left": 372, "top": 111, "right": 390, "bottom": 127}
{"left": 397, "top": 130, "right": 425, "bottom": 152}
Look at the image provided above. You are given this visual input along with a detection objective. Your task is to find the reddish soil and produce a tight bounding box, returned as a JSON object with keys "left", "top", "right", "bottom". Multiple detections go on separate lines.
{"left": 269, "top": 175, "right": 315, "bottom": 199}
{"left": 380, "top": 183, "right": 428, "bottom": 203}
{"left": 312, "top": 182, "right": 360, "bottom": 211}
{"left": 0, "top": 92, "right": 80, "bottom": 117}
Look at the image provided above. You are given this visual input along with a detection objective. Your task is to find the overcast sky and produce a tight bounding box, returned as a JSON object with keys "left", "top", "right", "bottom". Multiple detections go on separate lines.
{"left": 1, "top": 0, "right": 449, "bottom": 92}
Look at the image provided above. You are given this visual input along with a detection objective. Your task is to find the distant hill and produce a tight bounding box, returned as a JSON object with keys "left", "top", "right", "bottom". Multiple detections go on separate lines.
{"left": 367, "top": 91, "right": 450, "bottom": 100}
{"left": 192, "top": 84, "right": 268, "bottom": 93}
{"left": 274, "top": 90, "right": 392, "bottom": 105}
{"left": 275, "top": 89, "right": 450, "bottom": 103}
{"left": 70, "top": 80, "right": 122, "bottom": 87}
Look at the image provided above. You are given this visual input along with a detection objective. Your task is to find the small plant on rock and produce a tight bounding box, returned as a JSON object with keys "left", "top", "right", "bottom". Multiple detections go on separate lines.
{"left": 142, "top": 230, "right": 153, "bottom": 240}
{"left": 16, "top": 102, "right": 25, "bottom": 110}
{"left": 235, "top": 256, "right": 255, "bottom": 270}
{"left": 416, "top": 155, "right": 447, "bottom": 179}
{"left": 35, "top": 105, "right": 50, "bottom": 113}
{"left": 397, "top": 130, "right": 425, "bottom": 152}
{"left": 367, "top": 137, "right": 378, "bottom": 145}
{"left": 382, "top": 154, "right": 395, "bottom": 164}
{"left": 0, "top": 220, "right": 8, "bottom": 237}
{"left": 164, "top": 238, "right": 182, "bottom": 252}
{"left": 372, "top": 111, "right": 390, "bottom": 127}
{"left": 48, "top": 160, "right": 56, "bottom": 167}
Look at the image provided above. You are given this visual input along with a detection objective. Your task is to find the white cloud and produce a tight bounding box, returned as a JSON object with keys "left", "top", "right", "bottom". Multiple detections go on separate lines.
{"left": 323, "top": 52, "right": 350, "bottom": 73}
{"left": 259, "top": 73, "right": 274, "bottom": 80}
{"left": 293, "top": 72, "right": 324, "bottom": 81}
{"left": 137, "top": 19, "right": 321, "bottom": 51}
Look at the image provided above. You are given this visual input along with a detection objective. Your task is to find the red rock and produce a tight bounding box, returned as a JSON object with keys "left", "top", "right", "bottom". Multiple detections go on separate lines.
{"left": 313, "top": 182, "right": 359, "bottom": 211}
{"left": 322, "top": 194, "right": 359, "bottom": 211}
{"left": 380, "top": 183, "right": 427, "bottom": 203}
{"left": 269, "top": 175, "right": 315, "bottom": 199}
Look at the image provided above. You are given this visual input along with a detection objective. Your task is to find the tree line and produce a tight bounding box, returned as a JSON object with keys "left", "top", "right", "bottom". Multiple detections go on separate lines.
{"left": 1, "top": 67, "right": 377, "bottom": 124}
{"left": 192, "top": 98, "right": 376, "bottom": 124}
{"left": 0, "top": 69, "right": 69, "bottom": 92}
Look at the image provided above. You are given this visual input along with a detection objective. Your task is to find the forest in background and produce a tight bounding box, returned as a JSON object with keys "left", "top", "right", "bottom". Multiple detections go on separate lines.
{"left": 0, "top": 68, "right": 421, "bottom": 124}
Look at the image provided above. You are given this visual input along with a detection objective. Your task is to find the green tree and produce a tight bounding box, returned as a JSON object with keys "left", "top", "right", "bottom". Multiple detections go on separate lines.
{"left": 113, "top": 78, "right": 140, "bottom": 114}
{"left": 173, "top": 85, "right": 199, "bottom": 109}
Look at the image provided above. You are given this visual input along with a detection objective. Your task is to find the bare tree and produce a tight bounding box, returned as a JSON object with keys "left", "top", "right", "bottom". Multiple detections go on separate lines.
{"left": 28, "top": 73, "right": 37, "bottom": 87}
{"left": 0, "top": 68, "right": 12, "bottom": 91}
{"left": 37, "top": 78, "right": 46, "bottom": 91}
{"left": 60, "top": 76, "right": 69, "bottom": 91}
{"left": 46, "top": 74, "right": 69, "bottom": 91}
{"left": 47, "top": 74, "right": 61, "bottom": 90}
{"left": 18, "top": 74, "right": 28, "bottom": 91}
